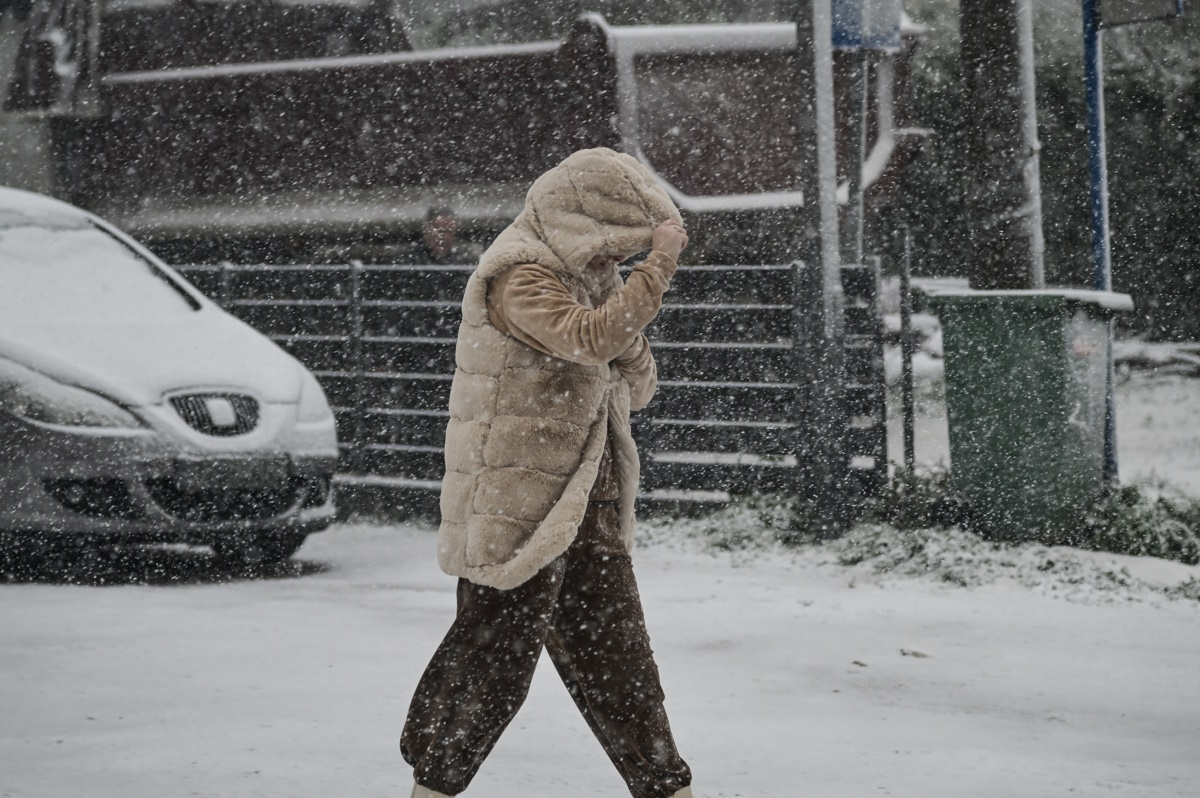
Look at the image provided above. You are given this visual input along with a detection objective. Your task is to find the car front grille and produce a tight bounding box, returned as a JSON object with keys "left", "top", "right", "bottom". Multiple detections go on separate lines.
{"left": 170, "top": 393, "right": 259, "bottom": 436}
{"left": 145, "top": 478, "right": 304, "bottom": 522}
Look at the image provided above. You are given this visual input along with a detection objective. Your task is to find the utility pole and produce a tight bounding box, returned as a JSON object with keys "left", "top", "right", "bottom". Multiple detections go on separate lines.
{"left": 960, "top": 0, "right": 1046, "bottom": 289}
{"left": 792, "top": 0, "right": 848, "bottom": 536}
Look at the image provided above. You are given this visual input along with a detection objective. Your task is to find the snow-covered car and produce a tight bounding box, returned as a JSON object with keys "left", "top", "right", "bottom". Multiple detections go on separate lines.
{"left": 0, "top": 187, "right": 338, "bottom": 564}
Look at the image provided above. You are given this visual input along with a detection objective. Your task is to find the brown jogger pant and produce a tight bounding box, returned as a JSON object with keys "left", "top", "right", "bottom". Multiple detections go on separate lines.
{"left": 400, "top": 502, "right": 692, "bottom": 798}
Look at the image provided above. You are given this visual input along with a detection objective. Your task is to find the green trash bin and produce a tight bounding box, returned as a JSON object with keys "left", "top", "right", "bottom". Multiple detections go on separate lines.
{"left": 921, "top": 289, "right": 1134, "bottom": 540}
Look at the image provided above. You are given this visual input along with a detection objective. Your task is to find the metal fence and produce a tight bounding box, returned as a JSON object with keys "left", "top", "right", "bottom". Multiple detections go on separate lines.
{"left": 175, "top": 260, "right": 887, "bottom": 515}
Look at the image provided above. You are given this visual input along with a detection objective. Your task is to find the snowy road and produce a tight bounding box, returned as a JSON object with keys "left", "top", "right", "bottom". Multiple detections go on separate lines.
{"left": 3, "top": 373, "right": 1198, "bottom": 797}
{"left": 3, "top": 521, "right": 1199, "bottom": 798}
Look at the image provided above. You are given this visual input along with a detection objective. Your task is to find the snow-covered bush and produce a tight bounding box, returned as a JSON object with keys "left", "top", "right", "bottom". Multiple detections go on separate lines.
{"left": 642, "top": 472, "right": 1200, "bottom": 575}
{"left": 1078, "top": 485, "right": 1200, "bottom": 566}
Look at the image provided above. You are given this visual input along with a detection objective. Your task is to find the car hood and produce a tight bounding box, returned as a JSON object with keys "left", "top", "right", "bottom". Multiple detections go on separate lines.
{"left": 0, "top": 306, "right": 304, "bottom": 407}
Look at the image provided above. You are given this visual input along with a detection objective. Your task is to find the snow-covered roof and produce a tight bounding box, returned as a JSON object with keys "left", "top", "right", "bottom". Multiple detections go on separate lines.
{"left": 101, "top": 183, "right": 529, "bottom": 237}
{"left": 594, "top": 17, "right": 798, "bottom": 56}
{"left": 104, "top": 40, "right": 560, "bottom": 85}
{"left": 592, "top": 12, "right": 926, "bottom": 56}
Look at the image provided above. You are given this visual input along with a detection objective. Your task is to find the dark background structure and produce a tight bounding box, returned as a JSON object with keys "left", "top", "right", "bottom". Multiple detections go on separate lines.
{"left": 880, "top": 0, "right": 1199, "bottom": 341}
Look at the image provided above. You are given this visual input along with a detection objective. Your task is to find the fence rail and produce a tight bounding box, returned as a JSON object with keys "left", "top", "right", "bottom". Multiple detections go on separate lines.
{"left": 176, "top": 260, "right": 887, "bottom": 514}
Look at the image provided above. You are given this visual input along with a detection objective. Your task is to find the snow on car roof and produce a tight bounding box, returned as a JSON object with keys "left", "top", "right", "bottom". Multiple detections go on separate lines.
{"left": 0, "top": 188, "right": 92, "bottom": 231}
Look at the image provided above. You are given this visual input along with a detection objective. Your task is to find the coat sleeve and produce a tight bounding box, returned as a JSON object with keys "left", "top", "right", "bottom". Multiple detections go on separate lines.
{"left": 492, "top": 251, "right": 677, "bottom": 367}
{"left": 613, "top": 334, "right": 658, "bottom": 411}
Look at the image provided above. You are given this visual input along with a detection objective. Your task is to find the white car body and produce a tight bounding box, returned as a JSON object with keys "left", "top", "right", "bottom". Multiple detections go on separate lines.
{"left": 0, "top": 187, "right": 338, "bottom": 561}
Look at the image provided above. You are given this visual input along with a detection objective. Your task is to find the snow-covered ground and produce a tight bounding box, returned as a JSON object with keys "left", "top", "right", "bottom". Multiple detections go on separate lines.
{"left": 2, "top": 370, "right": 1198, "bottom": 798}
{"left": 2, "top": 520, "right": 1199, "bottom": 798}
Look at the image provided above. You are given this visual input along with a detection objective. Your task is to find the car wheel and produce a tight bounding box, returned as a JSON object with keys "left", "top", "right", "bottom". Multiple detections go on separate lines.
{"left": 212, "top": 533, "right": 307, "bottom": 571}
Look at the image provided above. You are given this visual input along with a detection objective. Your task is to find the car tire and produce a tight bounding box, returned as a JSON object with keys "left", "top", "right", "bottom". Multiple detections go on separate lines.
{"left": 212, "top": 532, "right": 307, "bottom": 570}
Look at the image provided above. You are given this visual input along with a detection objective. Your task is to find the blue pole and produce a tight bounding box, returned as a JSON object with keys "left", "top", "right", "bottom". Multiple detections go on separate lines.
{"left": 1083, "top": 0, "right": 1119, "bottom": 484}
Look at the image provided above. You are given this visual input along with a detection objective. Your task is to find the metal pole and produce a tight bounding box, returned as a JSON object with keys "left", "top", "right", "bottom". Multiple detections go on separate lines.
{"left": 1083, "top": 0, "right": 1119, "bottom": 483}
{"left": 349, "top": 260, "right": 366, "bottom": 474}
{"left": 842, "top": 50, "right": 870, "bottom": 266}
{"left": 898, "top": 224, "right": 916, "bottom": 473}
{"left": 80, "top": 0, "right": 103, "bottom": 115}
{"left": 792, "top": 0, "right": 848, "bottom": 536}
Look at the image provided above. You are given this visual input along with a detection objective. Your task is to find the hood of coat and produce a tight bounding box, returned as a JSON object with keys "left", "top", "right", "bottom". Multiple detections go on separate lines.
{"left": 476, "top": 148, "right": 682, "bottom": 297}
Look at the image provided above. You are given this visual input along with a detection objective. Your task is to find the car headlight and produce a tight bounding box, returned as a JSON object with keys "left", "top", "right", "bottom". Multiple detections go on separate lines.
{"left": 0, "top": 358, "right": 142, "bottom": 429}
{"left": 297, "top": 369, "right": 334, "bottom": 423}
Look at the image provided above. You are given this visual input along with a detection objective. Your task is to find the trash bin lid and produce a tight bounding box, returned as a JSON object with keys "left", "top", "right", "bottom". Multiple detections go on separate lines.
{"left": 918, "top": 288, "right": 1134, "bottom": 317}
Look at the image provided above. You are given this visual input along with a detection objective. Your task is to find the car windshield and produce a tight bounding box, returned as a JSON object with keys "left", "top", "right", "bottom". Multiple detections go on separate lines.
{"left": 0, "top": 208, "right": 197, "bottom": 322}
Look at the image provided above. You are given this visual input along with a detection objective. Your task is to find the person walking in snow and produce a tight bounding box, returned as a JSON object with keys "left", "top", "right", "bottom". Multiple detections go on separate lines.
{"left": 400, "top": 147, "right": 695, "bottom": 798}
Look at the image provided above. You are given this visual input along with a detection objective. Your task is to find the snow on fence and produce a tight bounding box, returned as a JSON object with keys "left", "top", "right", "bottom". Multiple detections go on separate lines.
{"left": 174, "top": 261, "right": 887, "bottom": 515}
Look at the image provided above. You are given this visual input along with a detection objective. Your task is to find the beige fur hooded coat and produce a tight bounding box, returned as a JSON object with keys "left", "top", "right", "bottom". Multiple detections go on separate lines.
{"left": 437, "top": 148, "right": 683, "bottom": 590}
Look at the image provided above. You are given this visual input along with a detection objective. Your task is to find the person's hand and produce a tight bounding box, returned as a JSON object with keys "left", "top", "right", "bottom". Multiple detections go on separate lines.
{"left": 651, "top": 220, "right": 688, "bottom": 262}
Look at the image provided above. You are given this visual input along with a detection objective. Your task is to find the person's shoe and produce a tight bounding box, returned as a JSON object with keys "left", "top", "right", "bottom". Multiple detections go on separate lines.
{"left": 672, "top": 788, "right": 694, "bottom": 798}
{"left": 410, "top": 783, "right": 455, "bottom": 798}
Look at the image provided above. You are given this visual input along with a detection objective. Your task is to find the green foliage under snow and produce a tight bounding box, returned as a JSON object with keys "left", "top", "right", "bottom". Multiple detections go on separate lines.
{"left": 1077, "top": 484, "right": 1200, "bottom": 565}
{"left": 639, "top": 480, "right": 1200, "bottom": 603}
